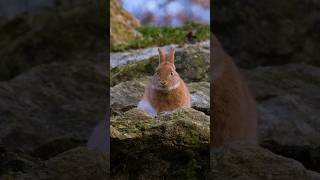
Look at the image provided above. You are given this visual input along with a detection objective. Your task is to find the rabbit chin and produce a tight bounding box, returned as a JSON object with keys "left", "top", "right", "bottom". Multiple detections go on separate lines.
{"left": 151, "top": 81, "right": 180, "bottom": 91}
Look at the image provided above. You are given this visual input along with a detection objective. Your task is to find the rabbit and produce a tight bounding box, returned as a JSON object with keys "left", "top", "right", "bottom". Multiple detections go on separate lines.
{"left": 138, "top": 47, "right": 191, "bottom": 117}
{"left": 211, "top": 34, "right": 257, "bottom": 148}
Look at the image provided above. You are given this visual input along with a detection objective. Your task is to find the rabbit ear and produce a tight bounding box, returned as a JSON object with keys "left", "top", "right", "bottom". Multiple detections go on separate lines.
{"left": 158, "top": 48, "right": 166, "bottom": 64}
{"left": 168, "top": 47, "right": 175, "bottom": 64}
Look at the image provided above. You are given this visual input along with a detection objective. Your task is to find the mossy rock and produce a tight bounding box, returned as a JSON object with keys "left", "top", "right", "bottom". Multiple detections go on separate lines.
{"left": 174, "top": 47, "right": 210, "bottom": 82}
{"left": 110, "top": 108, "right": 209, "bottom": 179}
{"left": 111, "top": 56, "right": 158, "bottom": 86}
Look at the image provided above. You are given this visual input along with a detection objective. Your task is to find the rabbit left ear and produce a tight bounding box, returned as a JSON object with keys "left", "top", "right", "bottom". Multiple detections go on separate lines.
{"left": 158, "top": 48, "right": 166, "bottom": 64}
{"left": 167, "top": 47, "right": 175, "bottom": 64}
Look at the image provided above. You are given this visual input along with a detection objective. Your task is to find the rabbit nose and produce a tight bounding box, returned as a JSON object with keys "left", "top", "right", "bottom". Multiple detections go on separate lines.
{"left": 160, "top": 81, "right": 167, "bottom": 85}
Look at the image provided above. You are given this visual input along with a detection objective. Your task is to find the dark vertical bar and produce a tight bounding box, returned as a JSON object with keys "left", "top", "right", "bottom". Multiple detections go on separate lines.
{"left": 0, "top": 0, "right": 110, "bottom": 179}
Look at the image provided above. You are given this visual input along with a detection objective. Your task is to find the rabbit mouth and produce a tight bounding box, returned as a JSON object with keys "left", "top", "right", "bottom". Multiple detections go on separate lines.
{"left": 160, "top": 84, "right": 168, "bottom": 88}
{"left": 152, "top": 81, "right": 180, "bottom": 91}
{"left": 156, "top": 85, "right": 170, "bottom": 91}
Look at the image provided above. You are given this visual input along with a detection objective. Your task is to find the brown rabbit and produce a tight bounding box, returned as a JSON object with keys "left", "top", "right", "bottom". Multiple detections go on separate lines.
{"left": 138, "top": 47, "right": 191, "bottom": 116}
{"left": 211, "top": 34, "right": 257, "bottom": 148}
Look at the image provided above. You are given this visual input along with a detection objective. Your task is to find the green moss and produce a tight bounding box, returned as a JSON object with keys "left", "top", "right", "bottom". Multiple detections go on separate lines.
{"left": 111, "top": 56, "right": 158, "bottom": 86}
{"left": 111, "top": 22, "right": 210, "bottom": 52}
{"left": 111, "top": 108, "right": 210, "bottom": 179}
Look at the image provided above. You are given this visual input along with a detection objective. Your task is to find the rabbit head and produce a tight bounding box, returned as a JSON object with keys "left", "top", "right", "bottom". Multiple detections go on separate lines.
{"left": 151, "top": 47, "right": 181, "bottom": 91}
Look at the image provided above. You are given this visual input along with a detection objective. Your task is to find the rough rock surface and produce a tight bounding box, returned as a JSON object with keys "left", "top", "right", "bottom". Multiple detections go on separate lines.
{"left": 0, "top": 61, "right": 109, "bottom": 179}
{"left": 214, "top": 0, "right": 320, "bottom": 174}
{"left": 1, "top": 147, "right": 109, "bottom": 180}
{"left": 0, "top": 1, "right": 110, "bottom": 179}
{"left": 210, "top": 143, "right": 320, "bottom": 180}
{"left": 214, "top": 0, "right": 320, "bottom": 68}
{"left": 111, "top": 108, "right": 210, "bottom": 179}
{"left": 0, "top": 61, "right": 107, "bottom": 152}
{"left": 0, "top": 1, "right": 106, "bottom": 81}
{"left": 243, "top": 64, "right": 320, "bottom": 172}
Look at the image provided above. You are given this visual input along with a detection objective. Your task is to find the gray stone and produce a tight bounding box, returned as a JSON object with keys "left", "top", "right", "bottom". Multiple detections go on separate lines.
{"left": 210, "top": 143, "right": 320, "bottom": 180}
{"left": 244, "top": 64, "right": 320, "bottom": 172}
{"left": 0, "top": 61, "right": 107, "bottom": 152}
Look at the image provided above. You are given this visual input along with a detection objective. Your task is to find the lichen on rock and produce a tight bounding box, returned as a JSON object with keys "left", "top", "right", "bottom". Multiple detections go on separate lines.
{"left": 111, "top": 108, "right": 210, "bottom": 179}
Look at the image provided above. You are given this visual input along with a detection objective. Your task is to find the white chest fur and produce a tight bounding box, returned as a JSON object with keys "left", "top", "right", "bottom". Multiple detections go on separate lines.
{"left": 138, "top": 99, "right": 157, "bottom": 117}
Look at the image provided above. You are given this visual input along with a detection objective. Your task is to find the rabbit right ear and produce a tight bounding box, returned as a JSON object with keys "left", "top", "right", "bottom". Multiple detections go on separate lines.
{"left": 158, "top": 48, "right": 166, "bottom": 64}
{"left": 168, "top": 47, "right": 175, "bottom": 64}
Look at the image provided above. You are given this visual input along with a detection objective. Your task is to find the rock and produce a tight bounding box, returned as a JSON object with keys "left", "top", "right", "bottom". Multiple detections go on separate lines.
{"left": 110, "top": 44, "right": 179, "bottom": 68}
{"left": 32, "top": 138, "right": 86, "bottom": 160}
{"left": 174, "top": 46, "right": 210, "bottom": 82}
{"left": 110, "top": 79, "right": 147, "bottom": 115}
{"left": 111, "top": 45, "right": 210, "bottom": 86}
{"left": 0, "top": 145, "right": 39, "bottom": 177}
{"left": 110, "top": 79, "right": 209, "bottom": 115}
{"left": 0, "top": 61, "right": 107, "bottom": 152}
{"left": 307, "top": 170, "right": 320, "bottom": 180}
{"left": 210, "top": 143, "right": 320, "bottom": 180}
{"left": 214, "top": 0, "right": 320, "bottom": 68}
{"left": 9, "top": 147, "right": 109, "bottom": 180}
{"left": 243, "top": 64, "right": 320, "bottom": 172}
{"left": 44, "top": 147, "right": 109, "bottom": 180}
{"left": 188, "top": 82, "right": 210, "bottom": 114}
{"left": 0, "top": 1, "right": 106, "bottom": 81}
{"left": 111, "top": 58, "right": 158, "bottom": 87}
{"left": 111, "top": 108, "right": 210, "bottom": 179}
{"left": 0, "top": 1, "right": 109, "bottom": 179}
{"left": 110, "top": 0, "right": 142, "bottom": 46}
{"left": 111, "top": 108, "right": 209, "bottom": 140}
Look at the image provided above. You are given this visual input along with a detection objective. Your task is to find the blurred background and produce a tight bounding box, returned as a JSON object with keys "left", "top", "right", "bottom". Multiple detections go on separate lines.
{"left": 0, "top": 0, "right": 109, "bottom": 179}
{"left": 110, "top": 0, "right": 210, "bottom": 51}
{"left": 0, "top": 0, "right": 54, "bottom": 17}
{"left": 213, "top": 0, "right": 320, "bottom": 176}
{"left": 120, "top": 0, "right": 210, "bottom": 26}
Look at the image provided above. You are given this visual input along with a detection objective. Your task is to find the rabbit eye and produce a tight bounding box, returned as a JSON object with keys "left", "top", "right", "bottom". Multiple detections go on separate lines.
{"left": 170, "top": 72, "right": 174, "bottom": 76}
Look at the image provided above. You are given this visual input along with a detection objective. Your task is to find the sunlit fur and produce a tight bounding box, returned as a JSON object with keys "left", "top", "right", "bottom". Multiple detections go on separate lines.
{"left": 151, "top": 62, "right": 180, "bottom": 91}
{"left": 138, "top": 47, "right": 191, "bottom": 116}
{"left": 211, "top": 35, "right": 257, "bottom": 148}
